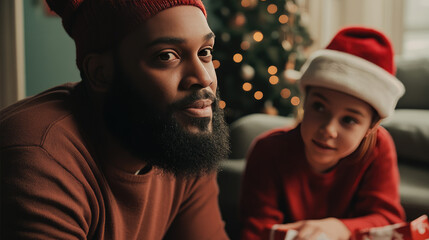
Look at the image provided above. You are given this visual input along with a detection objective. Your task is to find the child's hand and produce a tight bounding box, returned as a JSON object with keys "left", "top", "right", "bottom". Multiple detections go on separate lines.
{"left": 278, "top": 218, "right": 351, "bottom": 240}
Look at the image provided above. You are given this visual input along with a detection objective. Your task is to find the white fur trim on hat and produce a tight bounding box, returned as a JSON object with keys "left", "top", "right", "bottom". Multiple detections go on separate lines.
{"left": 299, "top": 49, "right": 405, "bottom": 118}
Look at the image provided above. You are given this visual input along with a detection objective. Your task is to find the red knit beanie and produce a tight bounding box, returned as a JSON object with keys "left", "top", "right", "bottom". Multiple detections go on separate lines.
{"left": 45, "top": 0, "right": 207, "bottom": 70}
{"left": 299, "top": 26, "right": 405, "bottom": 118}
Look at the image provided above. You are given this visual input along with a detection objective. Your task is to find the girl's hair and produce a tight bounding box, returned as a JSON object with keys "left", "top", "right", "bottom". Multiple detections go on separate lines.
{"left": 347, "top": 108, "right": 380, "bottom": 163}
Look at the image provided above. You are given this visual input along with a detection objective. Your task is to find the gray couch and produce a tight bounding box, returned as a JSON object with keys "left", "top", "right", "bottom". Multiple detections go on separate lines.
{"left": 217, "top": 57, "right": 429, "bottom": 240}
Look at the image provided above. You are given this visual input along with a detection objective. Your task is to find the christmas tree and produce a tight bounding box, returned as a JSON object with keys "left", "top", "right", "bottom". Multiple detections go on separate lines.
{"left": 207, "top": 0, "right": 313, "bottom": 123}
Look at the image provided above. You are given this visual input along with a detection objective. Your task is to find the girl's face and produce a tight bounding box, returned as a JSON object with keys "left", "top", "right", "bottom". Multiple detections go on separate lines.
{"left": 300, "top": 87, "right": 374, "bottom": 173}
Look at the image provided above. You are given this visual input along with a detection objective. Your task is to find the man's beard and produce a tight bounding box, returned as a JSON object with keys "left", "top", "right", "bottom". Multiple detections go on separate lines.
{"left": 103, "top": 68, "right": 230, "bottom": 177}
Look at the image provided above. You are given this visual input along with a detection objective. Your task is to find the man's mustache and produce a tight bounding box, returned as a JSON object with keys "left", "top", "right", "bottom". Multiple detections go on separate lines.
{"left": 170, "top": 90, "right": 217, "bottom": 111}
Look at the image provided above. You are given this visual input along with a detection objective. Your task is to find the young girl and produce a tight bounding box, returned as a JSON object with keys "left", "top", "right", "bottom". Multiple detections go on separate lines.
{"left": 240, "top": 27, "right": 406, "bottom": 240}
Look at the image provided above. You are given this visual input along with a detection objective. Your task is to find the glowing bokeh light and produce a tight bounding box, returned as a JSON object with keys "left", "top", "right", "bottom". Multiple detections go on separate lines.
{"left": 269, "top": 76, "right": 279, "bottom": 85}
{"left": 219, "top": 100, "right": 226, "bottom": 109}
{"left": 291, "top": 96, "right": 300, "bottom": 106}
{"left": 242, "top": 82, "right": 253, "bottom": 91}
{"left": 241, "top": 41, "right": 251, "bottom": 50}
{"left": 233, "top": 53, "right": 243, "bottom": 63}
{"left": 241, "top": 0, "right": 250, "bottom": 8}
{"left": 267, "top": 4, "right": 278, "bottom": 14}
{"left": 254, "top": 91, "right": 264, "bottom": 100}
{"left": 212, "top": 60, "right": 220, "bottom": 69}
{"left": 268, "top": 65, "right": 278, "bottom": 75}
{"left": 280, "top": 88, "right": 291, "bottom": 98}
{"left": 253, "top": 31, "right": 264, "bottom": 42}
{"left": 279, "top": 14, "right": 289, "bottom": 24}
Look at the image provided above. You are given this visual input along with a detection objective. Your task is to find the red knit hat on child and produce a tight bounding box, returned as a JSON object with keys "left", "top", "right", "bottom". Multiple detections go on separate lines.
{"left": 45, "top": 0, "right": 207, "bottom": 70}
{"left": 299, "top": 26, "right": 405, "bottom": 118}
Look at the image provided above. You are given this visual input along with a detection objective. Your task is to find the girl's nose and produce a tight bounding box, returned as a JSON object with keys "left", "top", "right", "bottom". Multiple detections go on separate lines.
{"left": 320, "top": 120, "right": 338, "bottom": 139}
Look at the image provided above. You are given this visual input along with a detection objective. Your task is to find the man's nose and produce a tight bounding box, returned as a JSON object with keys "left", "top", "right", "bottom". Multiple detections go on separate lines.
{"left": 180, "top": 57, "right": 213, "bottom": 90}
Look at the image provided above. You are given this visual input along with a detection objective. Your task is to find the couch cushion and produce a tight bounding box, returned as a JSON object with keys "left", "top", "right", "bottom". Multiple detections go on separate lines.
{"left": 229, "top": 114, "right": 296, "bottom": 159}
{"left": 382, "top": 109, "right": 429, "bottom": 165}
{"left": 398, "top": 164, "right": 429, "bottom": 221}
{"left": 395, "top": 57, "right": 429, "bottom": 109}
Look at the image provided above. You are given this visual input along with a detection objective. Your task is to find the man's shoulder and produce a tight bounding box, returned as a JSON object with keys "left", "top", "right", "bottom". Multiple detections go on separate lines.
{"left": 0, "top": 83, "right": 82, "bottom": 149}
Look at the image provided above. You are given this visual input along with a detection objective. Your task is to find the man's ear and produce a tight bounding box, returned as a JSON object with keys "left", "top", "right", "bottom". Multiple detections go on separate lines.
{"left": 82, "top": 53, "right": 114, "bottom": 93}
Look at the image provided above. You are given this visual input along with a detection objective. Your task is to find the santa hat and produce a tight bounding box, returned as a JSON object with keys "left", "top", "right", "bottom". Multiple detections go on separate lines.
{"left": 45, "top": 0, "right": 206, "bottom": 70}
{"left": 299, "top": 26, "right": 405, "bottom": 118}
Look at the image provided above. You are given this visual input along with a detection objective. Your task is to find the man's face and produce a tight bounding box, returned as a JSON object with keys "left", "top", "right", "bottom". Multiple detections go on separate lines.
{"left": 103, "top": 6, "right": 229, "bottom": 177}
{"left": 116, "top": 5, "right": 217, "bottom": 133}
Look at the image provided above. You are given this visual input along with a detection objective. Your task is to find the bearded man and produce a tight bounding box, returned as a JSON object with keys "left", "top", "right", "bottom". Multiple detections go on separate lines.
{"left": 0, "top": 1, "right": 230, "bottom": 239}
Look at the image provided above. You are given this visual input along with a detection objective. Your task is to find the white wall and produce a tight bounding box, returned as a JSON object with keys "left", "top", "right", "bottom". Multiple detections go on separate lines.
{"left": 305, "top": 0, "right": 404, "bottom": 55}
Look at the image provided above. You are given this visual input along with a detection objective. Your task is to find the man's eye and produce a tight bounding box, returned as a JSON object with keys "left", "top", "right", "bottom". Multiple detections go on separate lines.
{"left": 158, "top": 52, "right": 177, "bottom": 61}
{"left": 199, "top": 48, "right": 213, "bottom": 57}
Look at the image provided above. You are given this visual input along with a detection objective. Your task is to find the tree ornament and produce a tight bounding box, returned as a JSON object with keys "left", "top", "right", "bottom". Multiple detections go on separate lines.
{"left": 271, "top": 31, "right": 280, "bottom": 39}
{"left": 241, "top": 64, "right": 255, "bottom": 80}
{"left": 284, "top": 69, "right": 301, "bottom": 84}
{"left": 220, "top": 7, "right": 230, "bottom": 16}
{"left": 232, "top": 12, "right": 246, "bottom": 27}
{"left": 286, "top": 1, "right": 298, "bottom": 13}
{"left": 282, "top": 40, "right": 292, "bottom": 51}
{"left": 221, "top": 32, "right": 231, "bottom": 42}
{"left": 262, "top": 100, "right": 279, "bottom": 115}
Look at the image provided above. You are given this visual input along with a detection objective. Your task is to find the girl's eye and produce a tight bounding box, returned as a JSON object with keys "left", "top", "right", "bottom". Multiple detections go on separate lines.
{"left": 312, "top": 102, "right": 325, "bottom": 112}
{"left": 342, "top": 116, "right": 358, "bottom": 125}
{"left": 199, "top": 48, "right": 213, "bottom": 57}
{"left": 158, "top": 52, "right": 178, "bottom": 61}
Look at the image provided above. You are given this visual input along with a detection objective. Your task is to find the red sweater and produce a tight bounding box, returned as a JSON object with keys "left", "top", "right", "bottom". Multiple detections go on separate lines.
{"left": 240, "top": 125, "right": 405, "bottom": 240}
{"left": 0, "top": 83, "right": 229, "bottom": 240}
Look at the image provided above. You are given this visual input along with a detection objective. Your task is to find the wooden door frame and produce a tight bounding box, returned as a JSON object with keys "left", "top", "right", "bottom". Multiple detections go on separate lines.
{"left": 1, "top": 0, "right": 25, "bottom": 109}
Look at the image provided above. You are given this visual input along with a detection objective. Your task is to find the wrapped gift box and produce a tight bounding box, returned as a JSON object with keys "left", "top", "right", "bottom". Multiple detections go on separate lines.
{"left": 262, "top": 224, "right": 330, "bottom": 240}
{"left": 354, "top": 215, "right": 429, "bottom": 240}
{"left": 262, "top": 215, "right": 429, "bottom": 240}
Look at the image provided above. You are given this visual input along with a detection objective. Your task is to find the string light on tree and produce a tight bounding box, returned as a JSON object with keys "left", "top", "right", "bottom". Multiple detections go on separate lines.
{"left": 267, "top": 4, "right": 278, "bottom": 14}
{"left": 280, "top": 88, "right": 291, "bottom": 98}
{"left": 254, "top": 91, "right": 263, "bottom": 100}
{"left": 241, "top": 0, "right": 258, "bottom": 8}
{"left": 212, "top": 60, "right": 221, "bottom": 69}
{"left": 279, "top": 14, "right": 289, "bottom": 24}
{"left": 268, "top": 65, "right": 278, "bottom": 75}
{"left": 269, "top": 76, "right": 279, "bottom": 85}
{"left": 219, "top": 100, "right": 227, "bottom": 109}
{"left": 241, "top": 41, "right": 251, "bottom": 50}
{"left": 253, "top": 31, "right": 264, "bottom": 42}
{"left": 233, "top": 53, "right": 243, "bottom": 63}
{"left": 291, "top": 96, "right": 300, "bottom": 106}
{"left": 242, "top": 82, "right": 253, "bottom": 91}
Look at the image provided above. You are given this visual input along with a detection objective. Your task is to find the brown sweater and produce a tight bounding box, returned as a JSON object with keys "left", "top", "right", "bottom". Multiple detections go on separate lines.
{"left": 0, "top": 83, "right": 229, "bottom": 240}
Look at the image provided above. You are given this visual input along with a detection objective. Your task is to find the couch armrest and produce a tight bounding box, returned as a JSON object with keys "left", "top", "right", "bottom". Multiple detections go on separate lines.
{"left": 382, "top": 109, "right": 429, "bottom": 165}
{"left": 218, "top": 159, "right": 246, "bottom": 240}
